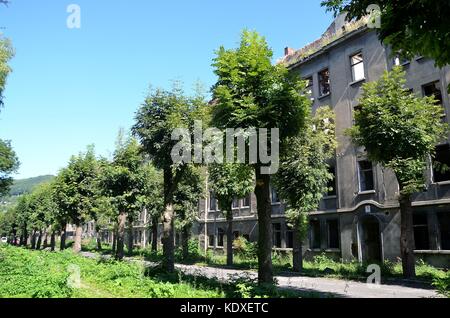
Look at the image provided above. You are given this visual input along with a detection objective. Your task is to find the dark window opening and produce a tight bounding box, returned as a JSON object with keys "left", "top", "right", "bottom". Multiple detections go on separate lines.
{"left": 271, "top": 186, "right": 280, "bottom": 204}
{"left": 327, "top": 166, "right": 337, "bottom": 196}
{"left": 304, "top": 76, "right": 314, "bottom": 99}
{"left": 233, "top": 231, "right": 240, "bottom": 239}
{"left": 413, "top": 213, "right": 430, "bottom": 250}
{"left": 217, "top": 228, "right": 225, "bottom": 247}
{"left": 232, "top": 198, "right": 239, "bottom": 209}
{"left": 286, "top": 230, "right": 294, "bottom": 249}
{"left": 423, "top": 81, "right": 443, "bottom": 106}
{"left": 209, "top": 191, "right": 217, "bottom": 211}
{"left": 310, "top": 220, "right": 321, "bottom": 249}
{"left": 319, "top": 69, "right": 330, "bottom": 96}
{"left": 242, "top": 195, "right": 251, "bottom": 208}
{"left": 433, "top": 144, "right": 450, "bottom": 183}
{"left": 358, "top": 161, "right": 375, "bottom": 192}
{"left": 327, "top": 219, "right": 340, "bottom": 249}
{"left": 272, "top": 223, "right": 282, "bottom": 248}
{"left": 438, "top": 213, "right": 450, "bottom": 250}
{"left": 350, "top": 52, "right": 365, "bottom": 82}
{"left": 208, "top": 235, "right": 215, "bottom": 247}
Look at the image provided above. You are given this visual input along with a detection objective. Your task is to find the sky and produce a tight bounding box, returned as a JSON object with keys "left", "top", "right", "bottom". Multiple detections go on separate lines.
{"left": 0, "top": 0, "right": 333, "bottom": 179}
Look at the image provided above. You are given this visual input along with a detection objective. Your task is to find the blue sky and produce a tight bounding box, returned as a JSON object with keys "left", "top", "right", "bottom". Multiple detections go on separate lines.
{"left": 0, "top": 0, "right": 333, "bottom": 179}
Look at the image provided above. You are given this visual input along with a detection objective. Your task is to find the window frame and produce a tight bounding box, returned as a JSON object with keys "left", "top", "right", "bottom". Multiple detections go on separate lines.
{"left": 318, "top": 68, "right": 331, "bottom": 97}
{"left": 357, "top": 160, "right": 375, "bottom": 193}
{"left": 350, "top": 51, "right": 365, "bottom": 83}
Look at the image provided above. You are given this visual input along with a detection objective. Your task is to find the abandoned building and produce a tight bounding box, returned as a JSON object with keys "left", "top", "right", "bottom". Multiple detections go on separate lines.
{"left": 91, "top": 15, "right": 450, "bottom": 268}
{"left": 196, "top": 15, "right": 450, "bottom": 268}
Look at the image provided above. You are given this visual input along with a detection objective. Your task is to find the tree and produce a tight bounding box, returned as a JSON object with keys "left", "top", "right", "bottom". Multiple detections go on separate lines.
{"left": 348, "top": 66, "right": 448, "bottom": 278}
{"left": 173, "top": 165, "right": 205, "bottom": 260}
{"left": 133, "top": 84, "right": 209, "bottom": 272}
{"left": 274, "top": 107, "right": 337, "bottom": 272}
{"left": 54, "top": 146, "right": 100, "bottom": 253}
{"left": 321, "top": 1, "right": 450, "bottom": 76}
{"left": 0, "top": 140, "right": 19, "bottom": 197}
{"left": 0, "top": 37, "right": 14, "bottom": 108}
{"left": 211, "top": 30, "right": 310, "bottom": 284}
{"left": 208, "top": 163, "right": 254, "bottom": 266}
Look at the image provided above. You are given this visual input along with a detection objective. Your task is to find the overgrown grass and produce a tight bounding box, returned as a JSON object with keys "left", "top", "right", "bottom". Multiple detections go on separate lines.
{"left": 0, "top": 245, "right": 317, "bottom": 298}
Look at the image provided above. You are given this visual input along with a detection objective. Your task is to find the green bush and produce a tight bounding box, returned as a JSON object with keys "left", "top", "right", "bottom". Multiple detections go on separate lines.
{"left": 433, "top": 271, "right": 450, "bottom": 297}
{"left": 233, "top": 237, "right": 257, "bottom": 260}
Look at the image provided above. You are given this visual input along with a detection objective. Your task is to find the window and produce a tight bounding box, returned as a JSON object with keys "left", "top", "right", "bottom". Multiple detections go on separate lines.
{"left": 438, "top": 213, "right": 450, "bottom": 250}
{"left": 423, "top": 81, "right": 443, "bottom": 106}
{"left": 272, "top": 223, "right": 282, "bottom": 248}
{"left": 304, "top": 76, "right": 314, "bottom": 100}
{"left": 242, "top": 195, "right": 251, "bottom": 208}
{"left": 327, "top": 166, "right": 337, "bottom": 196}
{"left": 319, "top": 68, "right": 330, "bottom": 96}
{"left": 232, "top": 198, "right": 239, "bottom": 209}
{"left": 358, "top": 160, "right": 375, "bottom": 192}
{"left": 217, "top": 228, "right": 225, "bottom": 247}
{"left": 208, "top": 235, "right": 215, "bottom": 247}
{"left": 209, "top": 191, "right": 217, "bottom": 211}
{"left": 350, "top": 52, "right": 365, "bottom": 82}
{"left": 271, "top": 186, "right": 280, "bottom": 204}
{"left": 327, "top": 219, "right": 340, "bottom": 249}
{"left": 413, "top": 213, "right": 429, "bottom": 250}
{"left": 286, "top": 228, "right": 294, "bottom": 249}
{"left": 433, "top": 144, "right": 450, "bottom": 183}
{"left": 310, "top": 220, "right": 321, "bottom": 249}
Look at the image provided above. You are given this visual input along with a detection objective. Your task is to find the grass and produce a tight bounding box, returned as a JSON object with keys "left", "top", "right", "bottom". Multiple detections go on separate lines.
{"left": 0, "top": 245, "right": 319, "bottom": 298}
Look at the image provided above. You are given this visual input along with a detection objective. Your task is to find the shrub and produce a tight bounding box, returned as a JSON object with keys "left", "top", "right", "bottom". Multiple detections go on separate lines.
{"left": 233, "top": 237, "right": 257, "bottom": 260}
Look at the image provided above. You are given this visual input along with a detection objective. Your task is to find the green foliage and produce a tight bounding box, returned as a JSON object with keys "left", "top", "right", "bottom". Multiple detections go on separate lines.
{"left": 0, "top": 37, "right": 14, "bottom": 108}
{"left": 0, "top": 139, "right": 20, "bottom": 197}
{"left": 233, "top": 236, "right": 257, "bottom": 260}
{"left": 321, "top": 1, "right": 450, "bottom": 72}
{"left": 275, "top": 106, "right": 337, "bottom": 238}
{"left": 212, "top": 30, "right": 310, "bottom": 139}
{"left": 433, "top": 272, "right": 450, "bottom": 298}
{"left": 348, "top": 66, "right": 448, "bottom": 194}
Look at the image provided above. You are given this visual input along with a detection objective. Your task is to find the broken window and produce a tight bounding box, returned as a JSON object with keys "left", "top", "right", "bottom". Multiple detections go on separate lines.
{"left": 358, "top": 160, "right": 375, "bottom": 192}
{"left": 319, "top": 68, "right": 330, "bottom": 96}
{"left": 413, "top": 213, "right": 430, "bottom": 250}
{"left": 438, "top": 212, "right": 450, "bottom": 250}
{"left": 304, "top": 76, "right": 314, "bottom": 100}
{"left": 350, "top": 52, "right": 365, "bottom": 82}
{"left": 217, "top": 228, "right": 225, "bottom": 247}
{"left": 208, "top": 235, "right": 215, "bottom": 247}
{"left": 310, "top": 219, "right": 321, "bottom": 249}
{"left": 272, "top": 223, "right": 282, "bottom": 248}
{"left": 232, "top": 198, "right": 239, "bottom": 209}
{"left": 271, "top": 186, "right": 280, "bottom": 204}
{"left": 423, "top": 81, "right": 443, "bottom": 106}
{"left": 209, "top": 191, "right": 217, "bottom": 211}
{"left": 433, "top": 144, "right": 450, "bottom": 183}
{"left": 327, "top": 165, "right": 337, "bottom": 196}
{"left": 242, "top": 195, "right": 251, "bottom": 208}
{"left": 327, "top": 219, "right": 340, "bottom": 249}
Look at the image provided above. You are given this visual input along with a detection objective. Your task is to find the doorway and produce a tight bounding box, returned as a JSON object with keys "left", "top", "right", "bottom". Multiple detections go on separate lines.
{"left": 359, "top": 216, "right": 382, "bottom": 262}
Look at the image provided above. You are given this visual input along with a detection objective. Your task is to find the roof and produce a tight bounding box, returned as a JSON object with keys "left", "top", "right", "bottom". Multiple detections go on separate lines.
{"left": 279, "top": 14, "right": 370, "bottom": 69}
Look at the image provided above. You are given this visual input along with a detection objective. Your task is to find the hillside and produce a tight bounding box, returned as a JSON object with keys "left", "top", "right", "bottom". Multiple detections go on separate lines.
{"left": 0, "top": 175, "right": 55, "bottom": 211}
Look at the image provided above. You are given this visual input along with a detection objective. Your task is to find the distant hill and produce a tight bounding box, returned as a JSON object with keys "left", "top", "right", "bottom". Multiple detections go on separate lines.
{"left": 0, "top": 175, "right": 55, "bottom": 211}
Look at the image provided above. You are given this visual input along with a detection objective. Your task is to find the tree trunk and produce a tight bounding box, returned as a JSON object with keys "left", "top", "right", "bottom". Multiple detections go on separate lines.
{"left": 50, "top": 232, "right": 56, "bottom": 252}
{"left": 112, "top": 227, "right": 117, "bottom": 254}
{"left": 182, "top": 225, "right": 190, "bottom": 261}
{"left": 127, "top": 218, "right": 134, "bottom": 256}
{"left": 292, "top": 228, "right": 303, "bottom": 272}
{"left": 21, "top": 227, "right": 28, "bottom": 247}
{"left": 36, "top": 230, "right": 43, "bottom": 250}
{"left": 254, "top": 168, "right": 273, "bottom": 285}
{"left": 151, "top": 217, "right": 158, "bottom": 252}
{"left": 73, "top": 224, "right": 83, "bottom": 253}
{"left": 115, "top": 212, "right": 126, "bottom": 260}
{"left": 96, "top": 230, "right": 102, "bottom": 251}
{"left": 399, "top": 193, "right": 416, "bottom": 278}
{"left": 30, "top": 230, "right": 37, "bottom": 249}
{"left": 226, "top": 211, "right": 234, "bottom": 266}
{"left": 43, "top": 230, "right": 48, "bottom": 249}
{"left": 162, "top": 168, "right": 175, "bottom": 273}
{"left": 60, "top": 223, "right": 67, "bottom": 251}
